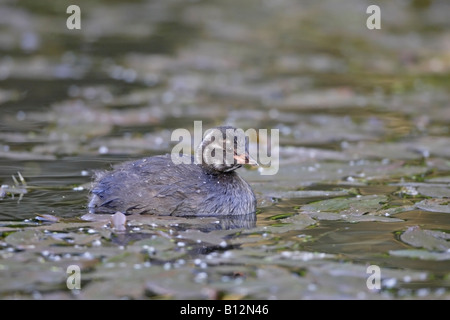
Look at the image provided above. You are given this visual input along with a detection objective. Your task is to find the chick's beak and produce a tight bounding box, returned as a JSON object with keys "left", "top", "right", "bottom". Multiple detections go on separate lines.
{"left": 234, "top": 153, "right": 259, "bottom": 166}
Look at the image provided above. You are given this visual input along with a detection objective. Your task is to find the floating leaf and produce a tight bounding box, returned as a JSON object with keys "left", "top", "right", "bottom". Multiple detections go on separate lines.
{"left": 4, "top": 230, "right": 63, "bottom": 248}
{"left": 305, "top": 211, "right": 403, "bottom": 223}
{"left": 239, "top": 213, "right": 317, "bottom": 237}
{"left": 268, "top": 251, "right": 334, "bottom": 262}
{"left": 415, "top": 199, "right": 450, "bottom": 213}
{"left": 389, "top": 249, "right": 450, "bottom": 261}
{"left": 283, "top": 213, "right": 317, "bottom": 227}
{"left": 35, "top": 214, "right": 61, "bottom": 223}
{"left": 300, "top": 195, "right": 406, "bottom": 222}
{"left": 62, "top": 232, "right": 102, "bottom": 246}
{"left": 111, "top": 211, "right": 127, "bottom": 231}
{"left": 267, "top": 189, "right": 353, "bottom": 199}
{"left": 144, "top": 268, "right": 217, "bottom": 299}
{"left": 80, "top": 213, "right": 110, "bottom": 222}
{"left": 417, "top": 186, "right": 450, "bottom": 198}
{"left": 426, "top": 176, "right": 450, "bottom": 183}
{"left": 132, "top": 236, "right": 175, "bottom": 251}
{"left": 178, "top": 229, "right": 226, "bottom": 246}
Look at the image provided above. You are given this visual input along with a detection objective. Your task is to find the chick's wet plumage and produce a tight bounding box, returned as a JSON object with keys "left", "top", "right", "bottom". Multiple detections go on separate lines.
{"left": 88, "top": 126, "right": 257, "bottom": 216}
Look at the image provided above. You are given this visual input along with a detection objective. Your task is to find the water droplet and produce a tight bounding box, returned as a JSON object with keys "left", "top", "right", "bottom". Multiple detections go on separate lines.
{"left": 194, "top": 272, "right": 208, "bottom": 283}
{"left": 416, "top": 288, "right": 430, "bottom": 297}
{"left": 16, "top": 111, "right": 26, "bottom": 121}
{"left": 382, "top": 278, "right": 397, "bottom": 288}
{"left": 307, "top": 283, "right": 317, "bottom": 291}
{"left": 98, "top": 146, "right": 109, "bottom": 154}
{"left": 123, "top": 69, "right": 137, "bottom": 83}
{"left": 82, "top": 252, "right": 93, "bottom": 259}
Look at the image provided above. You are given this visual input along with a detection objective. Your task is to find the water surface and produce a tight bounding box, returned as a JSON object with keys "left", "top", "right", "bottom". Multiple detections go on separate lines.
{"left": 0, "top": 0, "right": 449, "bottom": 299}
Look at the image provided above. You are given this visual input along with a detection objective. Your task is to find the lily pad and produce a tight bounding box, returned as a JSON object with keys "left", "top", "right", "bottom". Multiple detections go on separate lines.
{"left": 268, "top": 251, "right": 335, "bottom": 262}
{"left": 246, "top": 160, "right": 429, "bottom": 188}
{"left": 415, "top": 199, "right": 450, "bottom": 213}
{"left": 345, "top": 142, "right": 422, "bottom": 160}
{"left": 426, "top": 176, "right": 450, "bottom": 183}
{"left": 417, "top": 186, "right": 450, "bottom": 198}
{"left": 267, "top": 189, "right": 354, "bottom": 199}
{"left": 0, "top": 260, "right": 69, "bottom": 294}
{"left": 389, "top": 249, "right": 450, "bottom": 261}
{"left": 305, "top": 211, "right": 403, "bottom": 223}
{"left": 4, "top": 230, "right": 63, "bottom": 248}
{"left": 110, "top": 211, "right": 127, "bottom": 231}
{"left": 279, "top": 114, "right": 387, "bottom": 145}
{"left": 236, "top": 213, "right": 317, "bottom": 237}
{"left": 410, "top": 137, "right": 450, "bottom": 158}
{"left": 132, "top": 236, "right": 176, "bottom": 251}
{"left": 399, "top": 226, "right": 450, "bottom": 252}
{"left": 145, "top": 269, "right": 216, "bottom": 299}
{"left": 302, "top": 195, "right": 388, "bottom": 215}
{"left": 299, "top": 195, "right": 407, "bottom": 222}
{"left": 35, "top": 214, "right": 61, "bottom": 223}
{"left": 1, "top": 0, "right": 450, "bottom": 300}
{"left": 178, "top": 229, "right": 227, "bottom": 246}
{"left": 304, "top": 261, "right": 429, "bottom": 298}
